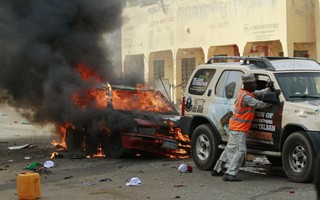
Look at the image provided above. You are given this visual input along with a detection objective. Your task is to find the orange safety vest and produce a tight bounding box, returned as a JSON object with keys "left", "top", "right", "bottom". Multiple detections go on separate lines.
{"left": 229, "top": 89, "right": 255, "bottom": 132}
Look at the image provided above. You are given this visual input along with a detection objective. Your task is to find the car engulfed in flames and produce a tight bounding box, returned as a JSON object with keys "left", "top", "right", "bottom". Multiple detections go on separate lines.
{"left": 55, "top": 83, "right": 190, "bottom": 158}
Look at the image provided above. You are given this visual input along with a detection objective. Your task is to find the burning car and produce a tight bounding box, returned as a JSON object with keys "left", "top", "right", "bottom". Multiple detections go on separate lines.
{"left": 63, "top": 84, "right": 190, "bottom": 158}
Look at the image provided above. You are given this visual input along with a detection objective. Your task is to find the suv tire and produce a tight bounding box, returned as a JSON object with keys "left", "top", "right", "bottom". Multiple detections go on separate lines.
{"left": 191, "top": 124, "right": 221, "bottom": 170}
{"left": 282, "top": 131, "right": 314, "bottom": 183}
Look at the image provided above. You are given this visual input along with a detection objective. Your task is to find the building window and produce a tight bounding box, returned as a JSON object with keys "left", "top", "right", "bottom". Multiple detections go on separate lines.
{"left": 213, "top": 54, "right": 227, "bottom": 63}
{"left": 294, "top": 50, "right": 309, "bottom": 58}
{"left": 182, "top": 58, "right": 196, "bottom": 89}
{"left": 153, "top": 60, "right": 165, "bottom": 80}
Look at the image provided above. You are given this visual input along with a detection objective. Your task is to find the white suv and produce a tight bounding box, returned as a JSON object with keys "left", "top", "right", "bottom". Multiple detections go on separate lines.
{"left": 180, "top": 56, "right": 320, "bottom": 183}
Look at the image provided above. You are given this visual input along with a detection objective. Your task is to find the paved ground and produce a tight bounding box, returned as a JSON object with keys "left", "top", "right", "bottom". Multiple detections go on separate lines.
{"left": 0, "top": 104, "right": 318, "bottom": 200}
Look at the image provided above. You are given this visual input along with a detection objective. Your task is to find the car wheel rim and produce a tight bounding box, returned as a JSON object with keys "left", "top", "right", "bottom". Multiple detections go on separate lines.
{"left": 196, "top": 134, "right": 210, "bottom": 161}
{"left": 289, "top": 145, "right": 307, "bottom": 173}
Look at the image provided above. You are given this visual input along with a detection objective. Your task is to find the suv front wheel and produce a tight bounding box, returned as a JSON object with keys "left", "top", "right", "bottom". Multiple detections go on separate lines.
{"left": 191, "top": 124, "right": 221, "bottom": 170}
{"left": 282, "top": 131, "right": 315, "bottom": 183}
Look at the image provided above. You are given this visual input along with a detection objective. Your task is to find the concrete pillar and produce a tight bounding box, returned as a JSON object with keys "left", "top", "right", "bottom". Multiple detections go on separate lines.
{"left": 203, "top": 45, "right": 210, "bottom": 62}
{"left": 286, "top": 42, "right": 294, "bottom": 57}
{"left": 237, "top": 42, "right": 246, "bottom": 56}
{"left": 144, "top": 53, "right": 149, "bottom": 84}
{"left": 172, "top": 49, "right": 177, "bottom": 104}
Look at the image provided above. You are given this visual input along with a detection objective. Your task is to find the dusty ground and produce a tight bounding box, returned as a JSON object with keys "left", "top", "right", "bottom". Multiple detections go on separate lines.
{"left": 0, "top": 104, "right": 318, "bottom": 200}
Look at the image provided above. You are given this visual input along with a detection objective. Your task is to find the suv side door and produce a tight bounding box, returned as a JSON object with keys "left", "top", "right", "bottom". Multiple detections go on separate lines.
{"left": 209, "top": 70, "right": 243, "bottom": 141}
{"left": 247, "top": 74, "right": 281, "bottom": 151}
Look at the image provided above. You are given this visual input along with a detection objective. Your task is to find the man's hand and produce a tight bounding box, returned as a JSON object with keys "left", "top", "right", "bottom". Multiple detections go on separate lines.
{"left": 274, "top": 89, "right": 281, "bottom": 96}
{"left": 266, "top": 80, "right": 275, "bottom": 91}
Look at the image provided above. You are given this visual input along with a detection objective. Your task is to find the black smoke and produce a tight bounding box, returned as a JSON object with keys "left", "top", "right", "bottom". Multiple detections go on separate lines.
{"left": 0, "top": 0, "right": 119, "bottom": 117}
{"left": 0, "top": 0, "right": 139, "bottom": 141}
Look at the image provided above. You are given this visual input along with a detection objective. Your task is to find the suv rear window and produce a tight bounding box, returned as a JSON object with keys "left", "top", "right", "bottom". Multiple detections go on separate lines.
{"left": 188, "top": 69, "right": 215, "bottom": 95}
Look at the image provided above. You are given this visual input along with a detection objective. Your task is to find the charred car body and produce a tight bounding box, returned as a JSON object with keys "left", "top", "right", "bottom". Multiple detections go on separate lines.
{"left": 66, "top": 84, "right": 190, "bottom": 158}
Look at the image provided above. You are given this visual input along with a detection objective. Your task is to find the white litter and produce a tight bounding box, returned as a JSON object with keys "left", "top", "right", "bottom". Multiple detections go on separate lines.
{"left": 44, "top": 160, "right": 54, "bottom": 168}
{"left": 8, "top": 144, "right": 30, "bottom": 150}
{"left": 126, "top": 177, "right": 142, "bottom": 186}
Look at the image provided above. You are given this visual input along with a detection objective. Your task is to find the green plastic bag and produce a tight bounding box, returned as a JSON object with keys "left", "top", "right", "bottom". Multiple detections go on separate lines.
{"left": 26, "top": 162, "right": 42, "bottom": 170}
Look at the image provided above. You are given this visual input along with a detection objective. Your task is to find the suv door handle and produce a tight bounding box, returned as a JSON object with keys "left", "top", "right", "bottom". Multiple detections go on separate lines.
{"left": 207, "top": 89, "right": 212, "bottom": 97}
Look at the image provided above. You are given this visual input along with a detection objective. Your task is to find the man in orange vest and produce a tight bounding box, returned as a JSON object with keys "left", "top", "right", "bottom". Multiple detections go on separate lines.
{"left": 211, "top": 73, "right": 280, "bottom": 181}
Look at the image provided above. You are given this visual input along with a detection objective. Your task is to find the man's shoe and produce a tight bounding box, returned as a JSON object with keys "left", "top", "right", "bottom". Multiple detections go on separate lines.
{"left": 211, "top": 170, "right": 224, "bottom": 176}
{"left": 223, "top": 173, "right": 242, "bottom": 181}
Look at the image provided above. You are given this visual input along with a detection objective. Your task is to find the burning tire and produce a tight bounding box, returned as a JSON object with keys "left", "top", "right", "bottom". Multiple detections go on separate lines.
{"left": 103, "top": 132, "right": 127, "bottom": 158}
{"left": 191, "top": 124, "right": 221, "bottom": 170}
{"left": 282, "top": 131, "right": 315, "bottom": 183}
{"left": 66, "top": 128, "right": 84, "bottom": 152}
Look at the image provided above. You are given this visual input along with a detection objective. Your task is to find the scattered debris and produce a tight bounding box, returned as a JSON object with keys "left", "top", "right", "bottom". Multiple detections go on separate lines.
{"left": 26, "top": 162, "right": 42, "bottom": 170}
{"left": 126, "top": 177, "right": 142, "bottom": 186}
{"left": 43, "top": 160, "right": 54, "bottom": 168}
{"left": 64, "top": 176, "right": 73, "bottom": 179}
{"left": 8, "top": 144, "right": 31, "bottom": 150}
{"left": 26, "top": 162, "right": 51, "bottom": 174}
{"left": 34, "top": 166, "right": 51, "bottom": 174}
{"left": 99, "top": 178, "right": 112, "bottom": 182}
{"left": 83, "top": 182, "right": 91, "bottom": 186}
{"left": 178, "top": 163, "right": 193, "bottom": 173}
{"left": 28, "top": 144, "right": 37, "bottom": 148}
{"left": 173, "top": 184, "right": 186, "bottom": 187}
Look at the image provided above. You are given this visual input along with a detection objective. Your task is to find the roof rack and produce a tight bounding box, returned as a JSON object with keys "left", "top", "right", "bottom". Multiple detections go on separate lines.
{"left": 206, "top": 56, "right": 276, "bottom": 71}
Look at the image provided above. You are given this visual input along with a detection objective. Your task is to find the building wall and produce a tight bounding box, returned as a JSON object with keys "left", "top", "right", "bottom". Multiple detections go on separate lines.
{"left": 122, "top": 0, "right": 319, "bottom": 103}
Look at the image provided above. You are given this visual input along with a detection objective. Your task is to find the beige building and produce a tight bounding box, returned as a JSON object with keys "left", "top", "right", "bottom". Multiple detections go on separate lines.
{"left": 121, "top": 0, "right": 320, "bottom": 103}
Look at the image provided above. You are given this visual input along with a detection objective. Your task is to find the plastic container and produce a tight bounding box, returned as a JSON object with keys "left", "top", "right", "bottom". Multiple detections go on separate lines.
{"left": 17, "top": 172, "right": 41, "bottom": 200}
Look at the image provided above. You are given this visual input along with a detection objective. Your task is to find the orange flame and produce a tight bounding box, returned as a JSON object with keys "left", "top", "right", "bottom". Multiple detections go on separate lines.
{"left": 50, "top": 152, "right": 59, "bottom": 159}
{"left": 112, "top": 89, "right": 174, "bottom": 113}
{"left": 72, "top": 87, "right": 109, "bottom": 109}
{"left": 51, "top": 122, "right": 75, "bottom": 151}
{"left": 93, "top": 145, "right": 106, "bottom": 158}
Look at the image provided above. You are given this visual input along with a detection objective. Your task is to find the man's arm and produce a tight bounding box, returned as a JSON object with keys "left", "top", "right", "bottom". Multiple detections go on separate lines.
{"left": 243, "top": 94, "right": 271, "bottom": 109}
{"left": 253, "top": 88, "right": 271, "bottom": 99}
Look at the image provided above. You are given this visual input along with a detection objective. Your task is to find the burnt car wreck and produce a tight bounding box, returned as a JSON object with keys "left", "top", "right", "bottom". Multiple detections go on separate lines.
{"left": 64, "top": 84, "right": 190, "bottom": 158}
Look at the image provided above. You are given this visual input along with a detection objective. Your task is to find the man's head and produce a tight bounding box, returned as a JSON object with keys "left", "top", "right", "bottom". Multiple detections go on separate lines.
{"left": 242, "top": 73, "right": 257, "bottom": 92}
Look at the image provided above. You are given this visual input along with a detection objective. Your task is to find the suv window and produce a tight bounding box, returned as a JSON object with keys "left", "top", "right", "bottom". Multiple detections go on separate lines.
{"left": 216, "top": 70, "right": 243, "bottom": 99}
{"left": 188, "top": 69, "right": 215, "bottom": 95}
{"left": 255, "top": 74, "right": 269, "bottom": 90}
{"left": 275, "top": 72, "right": 320, "bottom": 101}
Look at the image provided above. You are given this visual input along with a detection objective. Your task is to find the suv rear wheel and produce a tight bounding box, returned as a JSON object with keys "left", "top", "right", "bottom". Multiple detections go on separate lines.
{"left": 282, "top": 131, "right": 314, "bottom": 183}
{"left": 191, "top": 124, "right": 221, "bottom": 170}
